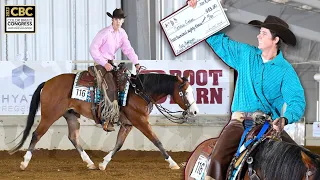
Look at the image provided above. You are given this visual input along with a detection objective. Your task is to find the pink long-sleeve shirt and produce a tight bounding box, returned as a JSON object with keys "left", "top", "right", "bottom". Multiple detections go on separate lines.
{"left": 89, "top": 25, "right": 138, "bottom": 66}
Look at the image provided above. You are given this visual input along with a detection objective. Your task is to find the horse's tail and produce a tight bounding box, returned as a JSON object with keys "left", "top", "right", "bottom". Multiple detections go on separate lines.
{"left": 9, "top": 82, "right": 45, "bottom": 154}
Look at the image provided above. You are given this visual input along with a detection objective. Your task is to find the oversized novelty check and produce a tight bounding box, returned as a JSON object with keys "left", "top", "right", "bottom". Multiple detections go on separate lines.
{"left": 160, "top": 0, "right": 230, "bottom": 56}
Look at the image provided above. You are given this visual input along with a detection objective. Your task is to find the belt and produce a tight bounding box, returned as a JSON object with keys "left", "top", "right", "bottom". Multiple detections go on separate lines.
{"left": 243, "top": 113, "right": 254, "bottom": 120}
{"left": 231, "top": 112, "right": 253, "bottom": 121}
{"left": 243, "top": 112, "right": 254, "bottom": 120}
{"left": 232, "top": 111, "right": 271, "bottom": 121}
{"left": 94, "top": 60, "right": 116, "bottom": 67}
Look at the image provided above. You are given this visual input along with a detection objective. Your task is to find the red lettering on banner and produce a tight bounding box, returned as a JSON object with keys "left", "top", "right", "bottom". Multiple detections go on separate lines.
{"left": 210, "top": 88, "right": 222, "bottom": 104}
{"left": 197, "top": 88, "right": 209, "bottom": 104}
{"left": 209, "top": 70, "right": 222, "bottom": 85}
{"left": 196, "top": 88, "right": 223, "bottom": 104}
{"left": 169, "top": 70, "right": 181, "bottom": 77}
{"left": 169, "top": 69, "right": 222, "bottom": 86}
{"left": 169, "top": 70, "right": 195, "bottom": 85}
{"left": 139, "top": 69, "right": 224, "bottom": 105}
{"left": 196, "top": 70, "right": 207, "bottom": 86}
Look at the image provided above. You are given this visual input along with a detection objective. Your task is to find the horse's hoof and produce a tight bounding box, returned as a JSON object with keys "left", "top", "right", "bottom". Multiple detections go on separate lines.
{"left": 20, "top": 162, "right": 27, "bottom": 170}
{"left": 87, "top": 163, "right": 96, "bottom": 170}
{"left": 98, "top": 163, "right": 106, "bottom": 171}
{"left": 170, "top": 164, "right": 180, "bottom": 170}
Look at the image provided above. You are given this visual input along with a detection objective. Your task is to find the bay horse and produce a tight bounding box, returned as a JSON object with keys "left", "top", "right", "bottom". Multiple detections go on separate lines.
{"left": 185, "top": 126, "right": 320, "bottom": 180}
{"left": 8, "top": 69, "right": 199, "bottom": 171}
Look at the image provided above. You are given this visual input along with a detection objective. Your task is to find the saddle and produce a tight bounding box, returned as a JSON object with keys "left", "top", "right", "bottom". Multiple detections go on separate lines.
{"left": 228, "top": 120, "right": 275, "bottom": 180}
{"left": 76, "top": 63, "right": 129, "bottom": 125}
{"left": 77, "top": 70, "right": 95, "bottom": 87}
{"left": 80, "top": 64, "right": 128, "bottom": 90}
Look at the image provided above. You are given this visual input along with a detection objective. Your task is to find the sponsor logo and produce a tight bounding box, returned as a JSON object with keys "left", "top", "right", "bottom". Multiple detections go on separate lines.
{"left": 5, "top": 5, "right": 36, "bottom": 33}
{"left": 12, "top": 64, "right": 35, "bottom": 89}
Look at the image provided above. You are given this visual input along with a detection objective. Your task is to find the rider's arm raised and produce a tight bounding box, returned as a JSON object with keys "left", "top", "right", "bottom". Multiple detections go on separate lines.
{"left": 281, "top": 66, "right": 306, "bottom": 124}
{"left": 206, "top": 32, "right": 256, "bottom": 70}
{"left": 120, "top": 30, "right": 139, "bottom": 65}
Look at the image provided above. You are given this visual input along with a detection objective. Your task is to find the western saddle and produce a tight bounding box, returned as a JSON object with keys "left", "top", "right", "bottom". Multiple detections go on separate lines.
{"left": 76, "top": 63, "right": 129, "bottom": 125}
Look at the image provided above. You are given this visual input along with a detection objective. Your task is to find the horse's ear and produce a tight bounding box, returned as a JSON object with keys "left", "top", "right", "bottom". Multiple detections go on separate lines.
{"left": 301, "top": 151, "right": 315, "bottom": 169}
{"left": 176, "top": 75, "right": 182, "bottom": 81}
{"left": 184, "top": 71, "right": 190, "bottom": 79}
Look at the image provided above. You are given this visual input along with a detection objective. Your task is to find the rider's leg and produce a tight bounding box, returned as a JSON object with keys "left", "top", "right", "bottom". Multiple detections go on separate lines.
{"left": 206, "top": 113, "right": 245, "bottom": 180}
{"left": 94, "top": 64, "right": 118, "bottom": 132}
{"left": 103, "top": 71, "right": 117, "bottom": 132}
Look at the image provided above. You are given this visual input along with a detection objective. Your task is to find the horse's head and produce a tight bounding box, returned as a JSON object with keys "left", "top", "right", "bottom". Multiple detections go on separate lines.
{"left": 172, "top": 73, "right": 199, "bottom": 117}
{"left": 248, "top": 139, "right": 320, "bottom": 180}
{"left": 136, "top": 73, "right": 199, "bottom": 118}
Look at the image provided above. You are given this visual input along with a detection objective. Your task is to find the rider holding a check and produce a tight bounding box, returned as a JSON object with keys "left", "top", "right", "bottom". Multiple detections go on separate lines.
{"left": 188, "top": 0, "right": 306, "bottom": 179}
{"left": 90, "top": 8, "right": 141, "bottom": 132}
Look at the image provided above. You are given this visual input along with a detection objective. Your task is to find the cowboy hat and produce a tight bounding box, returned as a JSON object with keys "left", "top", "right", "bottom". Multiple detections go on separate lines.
{"left": 248, "top": 15, "right": 296, "bottom": 46}
{"left": 106, "top": 8, "right": 126, "bottom": 19}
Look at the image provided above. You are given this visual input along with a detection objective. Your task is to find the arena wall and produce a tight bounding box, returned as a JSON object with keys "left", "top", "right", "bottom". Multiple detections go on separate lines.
{"left": 0, "top": 115, "right": 318, "bottom": 152}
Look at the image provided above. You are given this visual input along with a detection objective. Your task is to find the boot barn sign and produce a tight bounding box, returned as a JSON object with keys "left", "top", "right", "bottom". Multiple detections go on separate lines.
{"left": 140, "top": 60, "right": 234, "bottom": 115}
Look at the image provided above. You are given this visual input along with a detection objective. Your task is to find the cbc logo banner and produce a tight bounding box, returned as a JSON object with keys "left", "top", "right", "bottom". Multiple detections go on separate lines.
{"left": 4, "top": 5, "right": 36, "bottom": 33}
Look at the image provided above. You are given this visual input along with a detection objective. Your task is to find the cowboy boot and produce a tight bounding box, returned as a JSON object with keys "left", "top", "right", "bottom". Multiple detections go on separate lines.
{"left": 107, "top": 121, "right": 115, "bottom": 132}
{"left": 206, "top": 119, "right": 244, "bottom": 180}
{"left": 102, "top": 119, "right": 115, "bottom": 132}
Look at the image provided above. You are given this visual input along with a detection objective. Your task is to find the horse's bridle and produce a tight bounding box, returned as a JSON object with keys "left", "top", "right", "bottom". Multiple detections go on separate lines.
{"left": 128, "top": 74, "right": 195, "bottom": 124}
{"left": 178, "top": 77, "right": 195, "bottom": 117}
{"left": 149, "top": 77, "right": 195, "bottom": 124}
{"left": 305, "top": 169, "right": 314, "bottom": 180}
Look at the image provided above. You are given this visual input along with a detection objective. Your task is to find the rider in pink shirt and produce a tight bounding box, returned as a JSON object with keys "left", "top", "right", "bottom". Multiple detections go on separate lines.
{"left": 89, "top": 8, "right": 140, "bottom": 132}
{"left": 90, "top": 25, "right": 139, "bottom": 67}
{"left": 90, "top": 8, "right": 140, "bottom": 71}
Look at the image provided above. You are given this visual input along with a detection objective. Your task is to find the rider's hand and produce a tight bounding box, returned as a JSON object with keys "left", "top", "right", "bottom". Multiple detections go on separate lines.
{"left": 187, "top": 0, "right": 197, "bottom": 8}
{"left": 104, "top": 63, "right": 113, "bottom": 71}
{"left": 272, "top": 117, "right": 288, "bottom": 132}
{"left": 135, "top": 63, "right": 141, "bottom": 73}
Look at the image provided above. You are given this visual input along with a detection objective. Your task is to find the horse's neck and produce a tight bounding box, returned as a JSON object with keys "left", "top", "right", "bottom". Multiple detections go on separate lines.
{"left": 138, "top": 74, "right": 176, "bottom": 101}
{"left": 151, "top": 94, "right": 169, "bottom": 103}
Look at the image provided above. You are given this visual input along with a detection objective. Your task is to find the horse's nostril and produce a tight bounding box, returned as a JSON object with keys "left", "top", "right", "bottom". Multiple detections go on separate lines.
{"left": 194, "top": 111, "right": 197, "bottom": 115}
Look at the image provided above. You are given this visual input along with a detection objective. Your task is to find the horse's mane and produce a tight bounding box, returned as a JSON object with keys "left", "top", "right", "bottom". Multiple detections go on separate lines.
{"left": 253, "top": 140, "right": 320, "bottom": 180}
{"left": 134, "top": 73, "right": 179, "bottom": 95}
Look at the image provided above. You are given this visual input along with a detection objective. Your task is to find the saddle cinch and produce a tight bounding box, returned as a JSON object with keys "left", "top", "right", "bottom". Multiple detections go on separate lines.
{"left": 76, "top": 63, "right": 129, "bottom": 125}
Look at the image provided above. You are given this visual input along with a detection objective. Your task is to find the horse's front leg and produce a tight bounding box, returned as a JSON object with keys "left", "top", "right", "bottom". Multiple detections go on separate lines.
{"left": 99, "top": 123, "right": 133, "bottom": 170}
{"left": 133, "top": 116, "right": 180, "bottom": 170}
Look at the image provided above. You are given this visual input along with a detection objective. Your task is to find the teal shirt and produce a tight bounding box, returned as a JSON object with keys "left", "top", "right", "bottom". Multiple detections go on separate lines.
{"left": 206, "top": 33, "right": 306, "bottom": 124}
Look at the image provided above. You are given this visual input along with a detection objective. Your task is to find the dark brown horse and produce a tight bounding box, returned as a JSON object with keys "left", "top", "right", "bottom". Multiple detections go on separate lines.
{"left": 9, "top": 71, "right": 199, "bottom": 171}
{"left": 184, "top": 128, "right": 320, "bottom": 180}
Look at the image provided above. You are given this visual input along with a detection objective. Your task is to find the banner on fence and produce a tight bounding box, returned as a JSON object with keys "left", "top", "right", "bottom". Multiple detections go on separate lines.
{"left": 140, "top": 60, "right": 234, "bottom": 115}
{"left": 0, "top": 61, "right": 72, "bottom": 115}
